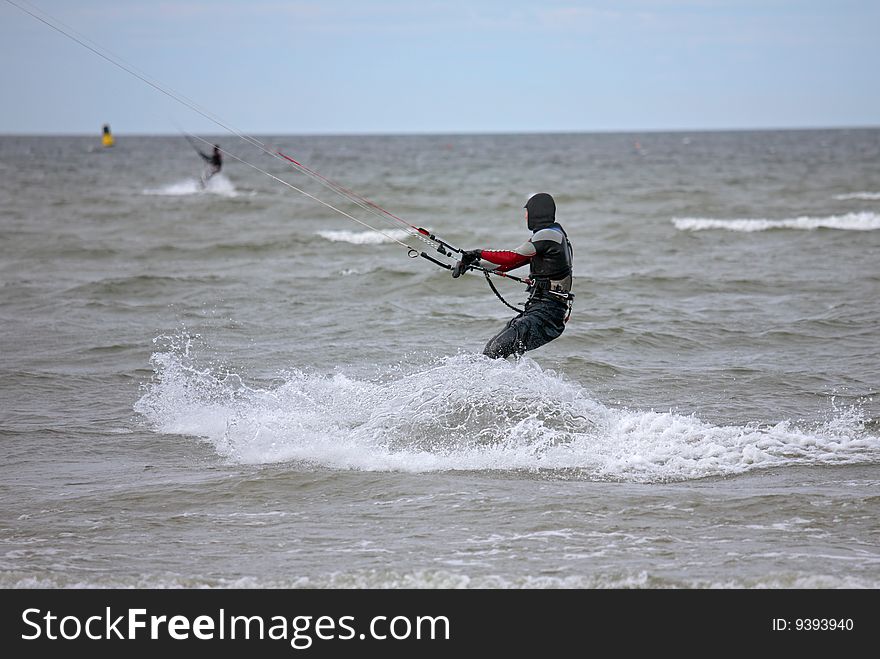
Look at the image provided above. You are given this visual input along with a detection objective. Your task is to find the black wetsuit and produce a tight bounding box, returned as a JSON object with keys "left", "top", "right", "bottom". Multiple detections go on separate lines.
{"left": 479, "top": 194, "right": 573, "bottom": 359}
{"left": 200, "top": 147, "right": 222, "bottom": 177}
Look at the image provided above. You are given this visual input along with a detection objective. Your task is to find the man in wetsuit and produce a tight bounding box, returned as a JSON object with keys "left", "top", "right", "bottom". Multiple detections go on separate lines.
{"left": 198, "top": 144, "right": 222, "bottom": 183}
{"left": 458, "top": 192, "right": 574, "bottom": 359}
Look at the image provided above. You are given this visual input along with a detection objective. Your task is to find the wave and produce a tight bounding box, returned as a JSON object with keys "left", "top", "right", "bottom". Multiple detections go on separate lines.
{"left": 142, "top": 174, "right": 249, "bottom": 198}
{"left": 133, "top": 334, "right": 880, "bottom": 484}
{"left": 316, "top": 229, "right": 412, "bottom": 245}
{"left": 672, "top": 212, "right": 880, "bottom": 232}
{"left": 833, "top": 192, "right": 880, "bottom": 201}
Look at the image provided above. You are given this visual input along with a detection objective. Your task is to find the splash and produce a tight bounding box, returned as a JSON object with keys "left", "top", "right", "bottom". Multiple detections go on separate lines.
{"left": 672, "top": 212, "right": 880, "bottom": 232}
{"left": 142, "top": 174, "right": 243, "bottom": 198}
{"left": 317, "top": 229, "right": 411, "bottom": 245}
{"left": 134, "top": 334, "right": 880, "bottom": 483}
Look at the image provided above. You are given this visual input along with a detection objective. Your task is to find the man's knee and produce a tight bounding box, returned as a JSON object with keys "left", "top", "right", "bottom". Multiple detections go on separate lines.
{"left": 483, "top": 327, "right": 522, "bottom": 359}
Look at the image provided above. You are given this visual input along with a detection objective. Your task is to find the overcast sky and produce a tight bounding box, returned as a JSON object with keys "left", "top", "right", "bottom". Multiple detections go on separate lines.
{"left": 2, "top": 0, "right": 878, "bottom": 135}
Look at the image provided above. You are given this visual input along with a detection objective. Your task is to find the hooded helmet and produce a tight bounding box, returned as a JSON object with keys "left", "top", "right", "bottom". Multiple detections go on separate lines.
{"left": 524, "top": 192, "right": 556, "bottom": 231}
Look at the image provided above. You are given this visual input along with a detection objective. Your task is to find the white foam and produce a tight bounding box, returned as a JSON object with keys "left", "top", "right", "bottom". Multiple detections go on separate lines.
{"left": 134, "top": 335, "right": 880, "bottom": 484}
{"left": 834, "top": 192, "right": 880, "bottom": 201}
{"left": 672, "top": 211, "right": 880, "bottom": 232}
{"left": 142, "top": 174, "right": 243, "bottom": 198}
{"left": 317, "top": 229, "right": 411, "bottom": 245}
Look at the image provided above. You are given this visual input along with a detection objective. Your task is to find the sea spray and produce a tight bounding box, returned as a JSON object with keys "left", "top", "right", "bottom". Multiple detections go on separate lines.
{"left": 136, "top": 333, "right": 880, "bottom": 482}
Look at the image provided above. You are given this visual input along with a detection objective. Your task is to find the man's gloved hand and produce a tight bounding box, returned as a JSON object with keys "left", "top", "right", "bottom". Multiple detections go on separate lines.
{"left": 452, "top": 249, "right": 482, "bottom": 278}
{"left": 460, "top": 249, "right": 482, "bottom": 266}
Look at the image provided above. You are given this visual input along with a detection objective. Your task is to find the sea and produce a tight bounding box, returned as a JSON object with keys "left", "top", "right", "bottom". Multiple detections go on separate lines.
{"left": 1, "top": 129, "right": 878, "bottom": 589}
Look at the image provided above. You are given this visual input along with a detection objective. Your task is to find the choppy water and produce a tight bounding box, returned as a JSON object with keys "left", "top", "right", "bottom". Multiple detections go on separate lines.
{"left": 1, "top": 130, "right": 879, "bottom": 588}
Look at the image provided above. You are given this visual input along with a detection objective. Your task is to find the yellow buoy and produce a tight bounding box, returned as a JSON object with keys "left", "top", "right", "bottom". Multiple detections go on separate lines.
{"left": 102, "top": 124, "right": 115, "bottom": 148}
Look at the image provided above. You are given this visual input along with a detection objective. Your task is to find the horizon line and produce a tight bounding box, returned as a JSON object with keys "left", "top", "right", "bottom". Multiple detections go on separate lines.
{"left": 3, "top": 124, "right": 879, "bottom": 138}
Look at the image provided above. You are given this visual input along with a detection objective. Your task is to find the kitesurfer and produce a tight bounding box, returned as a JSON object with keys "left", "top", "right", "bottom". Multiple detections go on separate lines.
{"left": 457, "top": 193, "right": 573, "bottom": 359}
{"left": 197, "top": 144, "right": 222, "bottom": 183}
{"left": 101, "top": 124, "right": 114, "bottom": 148}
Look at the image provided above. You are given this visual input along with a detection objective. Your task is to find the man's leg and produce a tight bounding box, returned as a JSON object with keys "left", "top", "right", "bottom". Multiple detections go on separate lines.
{"left": 483, "top": 317, "right": 525, "bottom": 359}
{"left": 482, "top": 302, "right": 566, "bottom": 359}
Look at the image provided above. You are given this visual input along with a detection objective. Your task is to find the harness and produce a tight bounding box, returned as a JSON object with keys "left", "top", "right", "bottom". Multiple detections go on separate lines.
{"left": 524, "top": 227, "right": 575, "bottom": 322}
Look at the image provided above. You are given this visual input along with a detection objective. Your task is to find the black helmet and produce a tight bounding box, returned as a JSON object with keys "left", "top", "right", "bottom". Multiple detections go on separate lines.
{"left": 524, "top": 192, "right": 556, "bottom": 231}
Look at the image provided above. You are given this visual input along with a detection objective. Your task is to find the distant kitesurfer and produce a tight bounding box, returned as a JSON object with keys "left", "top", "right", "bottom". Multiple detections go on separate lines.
{"left": 457, "top": 192, "right": 574, "bottom": 359}
{"left": 101, "top": 123, "right": 114, "bottom": 148}
{"left": 197, "top": 144, "right": 222, "bottom": 184}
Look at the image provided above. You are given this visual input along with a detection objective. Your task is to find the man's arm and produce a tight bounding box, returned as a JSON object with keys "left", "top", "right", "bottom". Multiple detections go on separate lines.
{"left": 478, "top": 240, "right": 536, "bottom": 272}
